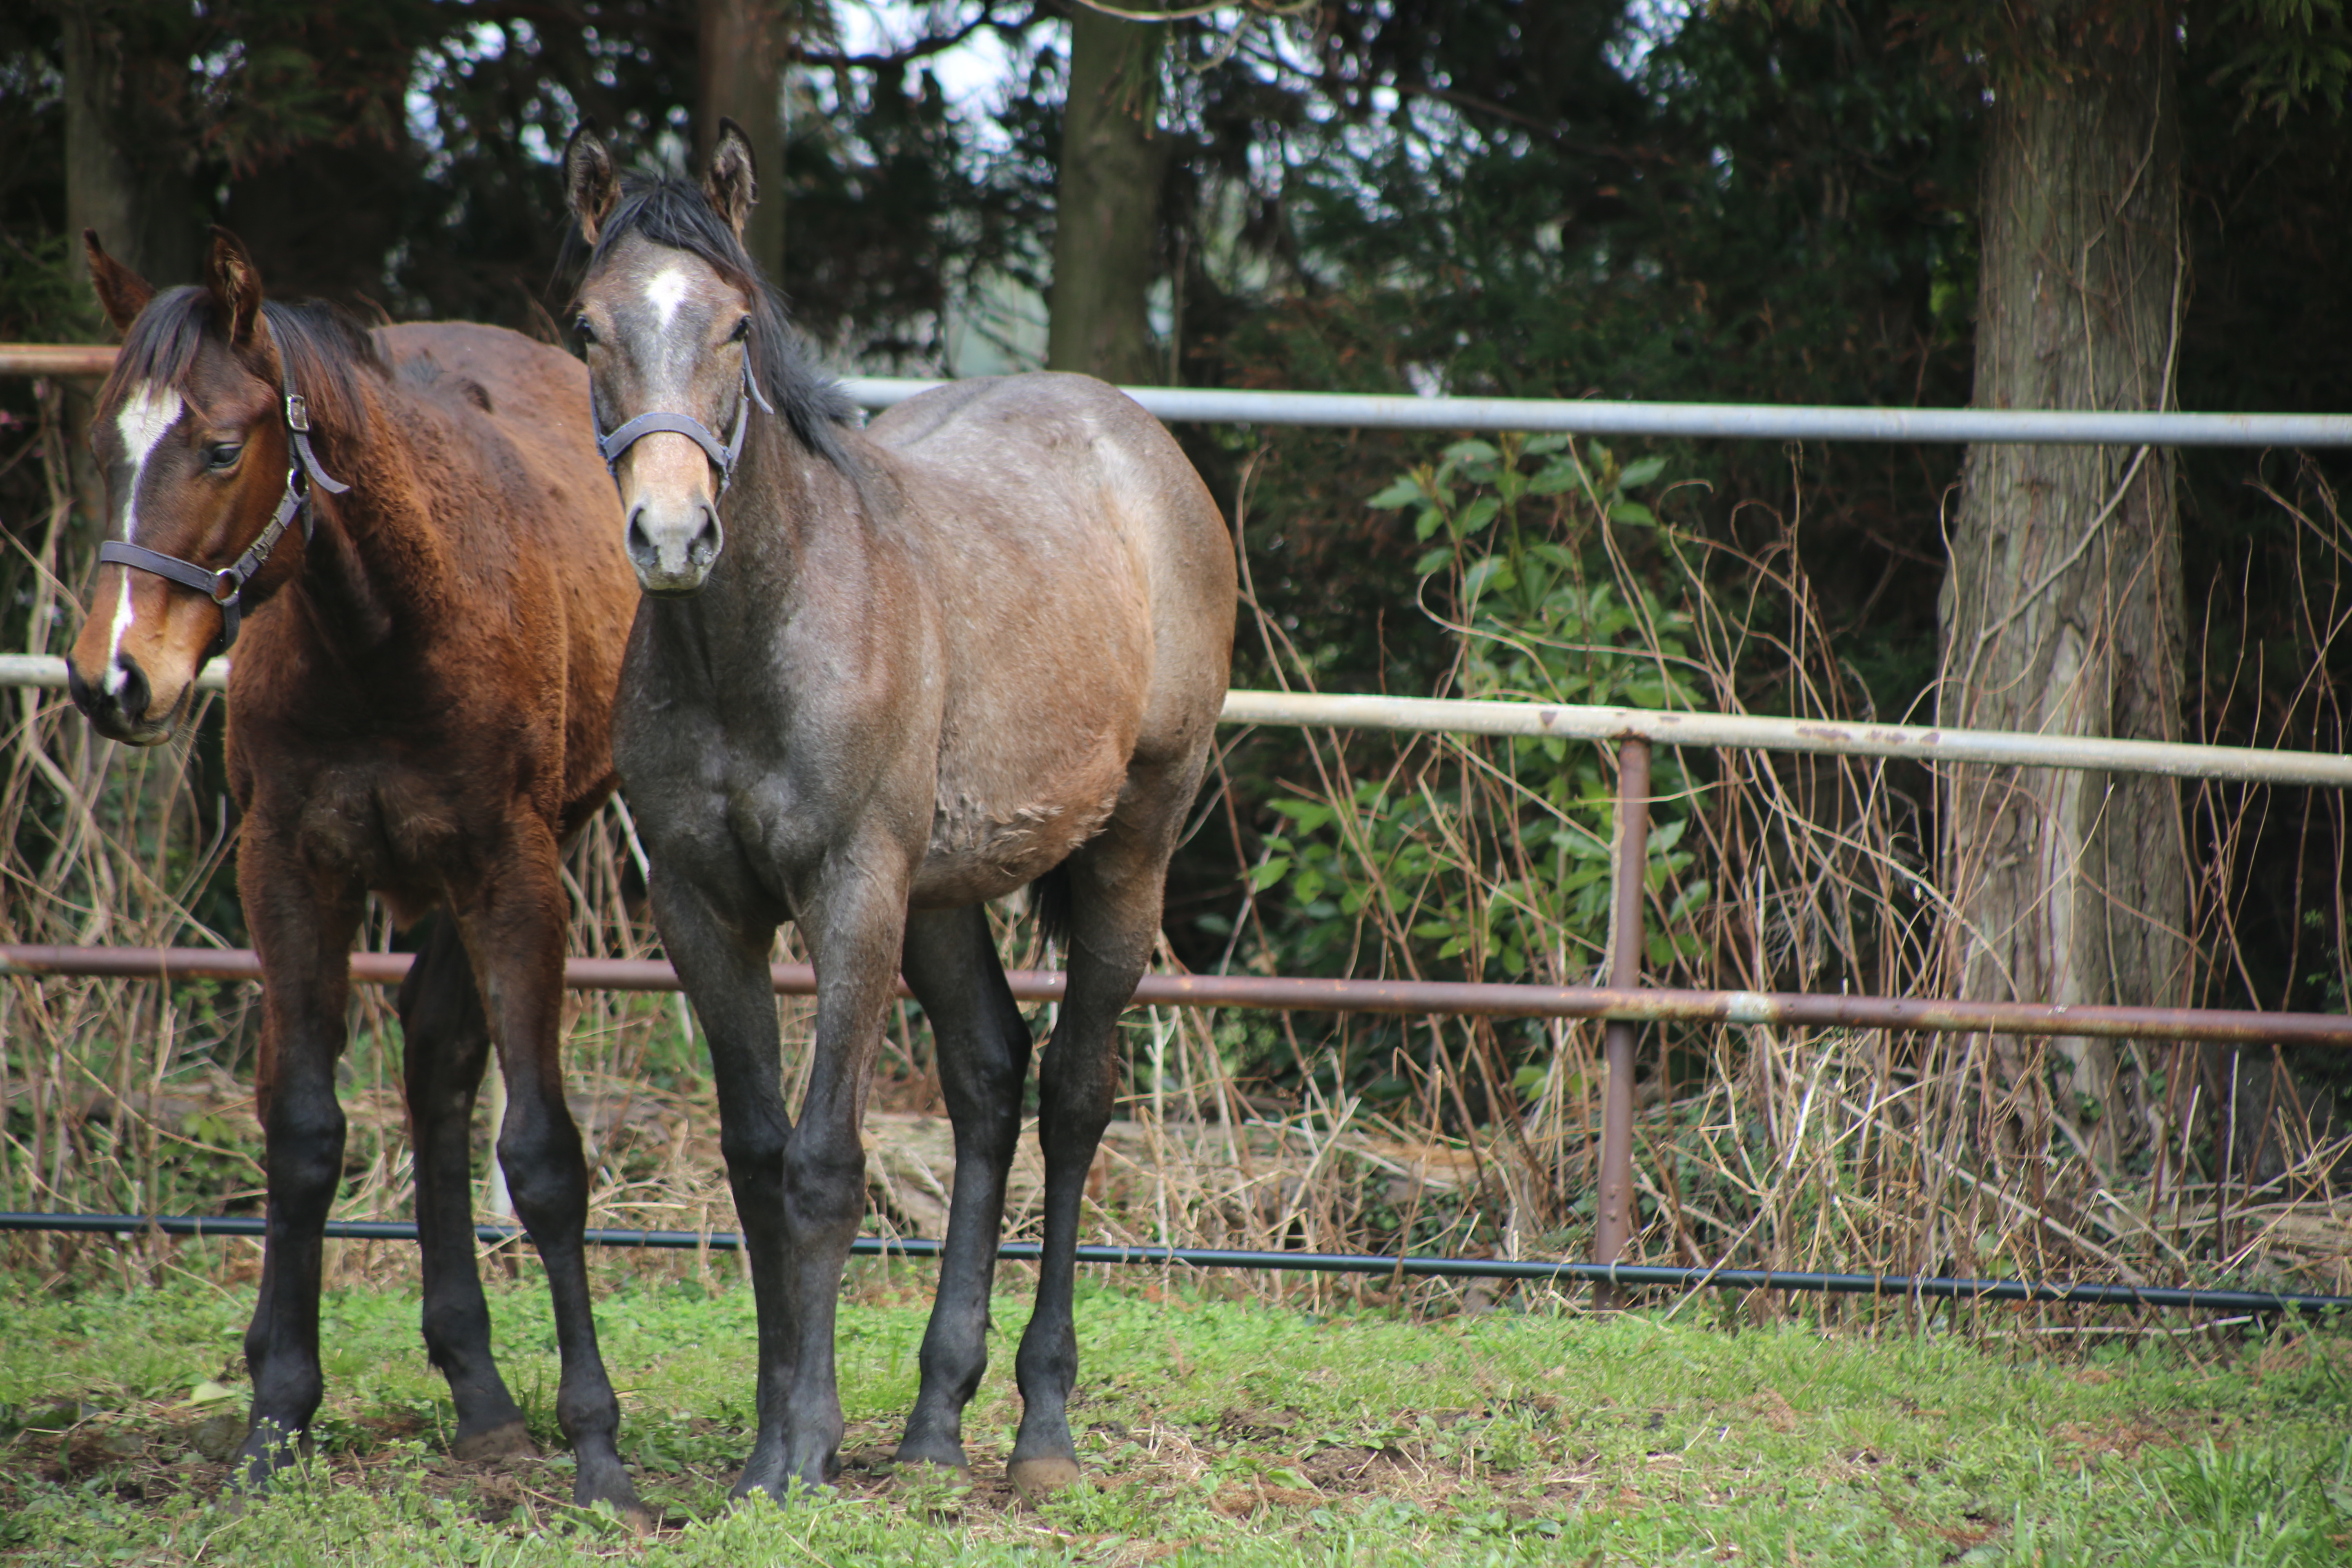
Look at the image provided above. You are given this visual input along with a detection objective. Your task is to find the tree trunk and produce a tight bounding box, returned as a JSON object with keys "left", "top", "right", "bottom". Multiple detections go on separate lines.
{"left": 1046, "top": 2, "right": 1167, "bottom": 382}
{"left": 1939, "top": 4, "right": 2187, "bottom": 1174}
{"left": 61, "top": 1, "right": 196, "bottom": 285}
{"left": 58, "top": 0, "right": 198, "bottom": 526}
{"left": 699, "top": 0, "right": 789, "bottom": 286}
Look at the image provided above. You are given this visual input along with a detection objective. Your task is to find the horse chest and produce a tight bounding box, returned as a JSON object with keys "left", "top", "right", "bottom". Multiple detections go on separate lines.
{"left": 282, "top": 764, "right": 481, "bottom": 903}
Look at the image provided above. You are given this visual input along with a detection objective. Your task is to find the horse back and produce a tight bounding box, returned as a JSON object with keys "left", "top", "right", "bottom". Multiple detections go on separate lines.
{"left": 369, "top": 323, "right": 636, "bottom": 825}
{"left": 860, "top": 374, "right": 1235, "bottom": 898}
{"left": 870, "top": 372, "right": 1234, "bottom": 738}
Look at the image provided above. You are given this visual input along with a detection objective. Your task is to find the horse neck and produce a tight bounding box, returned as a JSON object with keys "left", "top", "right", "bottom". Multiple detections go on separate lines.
{"left": 646, "top": 416, "right": 875, "bottom": 691}
{"left": 715, "top": 416, "right": 870, "bottom": 599}
{"left": 270, "top": 377, "right": 449, "bottom": 667}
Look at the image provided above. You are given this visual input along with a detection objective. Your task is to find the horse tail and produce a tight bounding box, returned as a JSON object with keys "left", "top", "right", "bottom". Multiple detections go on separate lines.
{"left": 1030, "top": 862, "right": 1073, "bottom": 956}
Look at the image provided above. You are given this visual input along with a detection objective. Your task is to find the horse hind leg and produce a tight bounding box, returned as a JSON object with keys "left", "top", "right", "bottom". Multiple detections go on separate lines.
{"left": 399, "top": 911, "right": 532, "bottom": 1460}
{"left": 1007, "top": 793, "right": 1192, "bottom": 1501}
{"left": 894, "top": 905, "right": 1034, "bottom": 1484}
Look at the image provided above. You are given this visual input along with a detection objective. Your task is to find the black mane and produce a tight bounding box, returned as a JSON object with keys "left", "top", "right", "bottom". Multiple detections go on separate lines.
{"left": 588, "top": 176, "right": 855, "bottom": 468}
{"left": 99, "top": 286, "right": 382, "bottom": 453}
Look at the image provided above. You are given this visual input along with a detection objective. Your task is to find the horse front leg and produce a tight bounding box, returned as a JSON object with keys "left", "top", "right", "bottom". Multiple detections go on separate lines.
{"left": 397, "top": 911, "right": 530, "bottom": 1459}
{"left": 457, "top": 826, "right": 644, "bottom": 1523}
{"left": 645, "top": 871, "right": 797, "bottom": 1502}
{"left": 894, "top": 906, "right": 1033, "bottom": 1483}
{"left": 233, "top": 847, "right": 363, "bottom": 1492}
{"left": 767, "top": 854, "right": 911, "bottom": 1494}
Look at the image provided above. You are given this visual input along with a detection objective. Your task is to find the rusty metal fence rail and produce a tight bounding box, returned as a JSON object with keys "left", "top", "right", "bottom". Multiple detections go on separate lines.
{"left": 7, "top": 341, "right": 2351, "bottom": 1310}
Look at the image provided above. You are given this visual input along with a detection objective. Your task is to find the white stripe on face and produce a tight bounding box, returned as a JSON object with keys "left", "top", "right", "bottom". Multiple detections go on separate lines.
{"left": 106, "top": 382, "right": 184, "bottom": 692}
{"left": 645, "top": 266, "right": 691, "bottom": 330}
{"left": 114, "top": 382, "right": 183, "bottom": 531}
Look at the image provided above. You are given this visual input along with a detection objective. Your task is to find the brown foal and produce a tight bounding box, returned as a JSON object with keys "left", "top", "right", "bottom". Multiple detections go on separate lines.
{"left": 65, "top": 228, "right": 646, "bottom": 1521}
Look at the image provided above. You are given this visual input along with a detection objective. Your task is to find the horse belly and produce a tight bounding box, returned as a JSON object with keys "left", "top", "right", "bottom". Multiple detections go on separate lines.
{"left": 916, "top": 766, "right": 1125, "bottom": 908}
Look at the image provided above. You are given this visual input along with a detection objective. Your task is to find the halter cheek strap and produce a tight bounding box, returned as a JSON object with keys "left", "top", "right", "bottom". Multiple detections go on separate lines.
{"left": 97, "top": 386, "right": 351, "bottom": 653}
{"left": 595, "top": 359, "right": 772, "bottom": 497}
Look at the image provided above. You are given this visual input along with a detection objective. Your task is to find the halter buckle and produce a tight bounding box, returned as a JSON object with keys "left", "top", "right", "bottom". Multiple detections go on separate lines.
{"left": 285, "top": 392, "right": 311, "bottom": 433}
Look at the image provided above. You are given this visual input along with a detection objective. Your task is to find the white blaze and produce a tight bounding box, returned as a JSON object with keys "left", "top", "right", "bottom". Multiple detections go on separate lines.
{"left": 105, "top": 382, "right": 183, "bottom": 693}
{"left": 644, "top": 266, "right": 691, "bottom": 329}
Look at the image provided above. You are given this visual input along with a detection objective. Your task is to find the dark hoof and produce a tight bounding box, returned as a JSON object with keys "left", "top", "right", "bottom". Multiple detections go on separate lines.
{"left": 890, "top": 1454, "right": 974, "bottom": 1491}
{"left": 450, "top": 1418, "right": 538, "bottom": 1462}
{"left": 730, "top": 1466, "right": 833, "bottom": 1506}
{"left": 228, "top": 1417, "right": 309, "bottom": 1494}
{"left": 597, "top": 1503, "right": 656, "bottom": 1535}
{"left": 573, "top": 1455, "right": 648, "bottom": 1528}
{"left": 1007, "top": 1455, "right": 1083, "bottom": 1503}
{"left": 729, "top": 1463, "right": 792, "bottom": 1507}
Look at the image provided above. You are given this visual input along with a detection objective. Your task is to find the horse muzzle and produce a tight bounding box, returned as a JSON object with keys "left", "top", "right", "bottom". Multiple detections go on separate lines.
{"left": 625, "top": 499, "right": 724, "bottom": 596}
{"left": 65, "top": 650, "right": 192, "bottom": 746}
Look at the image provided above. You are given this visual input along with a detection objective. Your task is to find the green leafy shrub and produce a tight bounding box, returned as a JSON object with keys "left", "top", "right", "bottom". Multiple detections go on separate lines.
{"left": 1252, "top": 434, "right": 1708, "bottom": 996}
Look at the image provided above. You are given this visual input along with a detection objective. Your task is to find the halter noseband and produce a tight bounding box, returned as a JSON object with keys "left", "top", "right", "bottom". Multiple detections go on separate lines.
{"left": 595, "top": 358, "right": 773, "bottom": 497}
{"left": 97, "top": 383, "right": 350, "bottom": 653}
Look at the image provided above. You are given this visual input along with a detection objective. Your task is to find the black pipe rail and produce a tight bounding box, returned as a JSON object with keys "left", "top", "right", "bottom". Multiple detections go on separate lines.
{"left": 5, "top": 1211, "right": 2346, "bottom": 1317}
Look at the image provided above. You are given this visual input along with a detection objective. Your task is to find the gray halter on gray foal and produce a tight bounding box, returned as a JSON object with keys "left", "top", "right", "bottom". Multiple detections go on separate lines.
{"left": 97, "top": 384, "right": 351, "bottom": 653}
{"left": 595, "top": 357, "right": 774, "bottom": 496}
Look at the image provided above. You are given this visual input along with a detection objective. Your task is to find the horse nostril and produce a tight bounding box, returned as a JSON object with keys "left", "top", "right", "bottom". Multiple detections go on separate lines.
{"left": 68, "top": 656, "right": 149, "bottom": 725}
{"left": 65, "top": 660, "right": 100, "bottom": 719}
{"left": 690, "top": 508, "right": 723, "bottom": 567}
{"left": 115, "top": 658, "right": 151, "bottom": 723}
{"left": 625, "top": 505, "right": 655, "bottom": 563}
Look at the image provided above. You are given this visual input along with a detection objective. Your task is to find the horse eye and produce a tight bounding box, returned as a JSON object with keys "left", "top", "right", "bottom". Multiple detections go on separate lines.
{"left": 574, "top": 316, "right": 597, "bottom": 345}
{"left": 728, "top": 317, "right": 752, "bottom": 344}
{"left": 205, "top": 442, "right": 243, "bottom": 470}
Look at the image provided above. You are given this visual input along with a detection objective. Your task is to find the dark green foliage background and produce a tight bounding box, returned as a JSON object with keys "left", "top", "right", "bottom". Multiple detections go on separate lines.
{"left": 4, "top": 0, "right": 2351, "bottom": 1085}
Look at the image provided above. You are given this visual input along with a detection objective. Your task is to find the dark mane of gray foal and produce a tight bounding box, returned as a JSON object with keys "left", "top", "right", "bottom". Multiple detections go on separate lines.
{"left": 100, "top": 285, "right": 381, "bottom": 452}
{"left": 589, "top": 177, "right": 855, "bottom": 468}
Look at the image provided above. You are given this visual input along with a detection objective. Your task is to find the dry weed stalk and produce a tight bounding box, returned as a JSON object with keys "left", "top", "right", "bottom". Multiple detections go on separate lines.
{"left": 1198, "top": 436, "right": 2352, "bottom": 1312}
{"left": 6, "top": 397, "right": 2350, "bottom": 1316}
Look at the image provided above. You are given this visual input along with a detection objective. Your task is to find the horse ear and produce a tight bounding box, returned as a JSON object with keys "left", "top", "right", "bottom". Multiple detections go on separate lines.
{"left": 565, "top": 121, "right": 620, "bottom": 245}
{"left": 702, "top": 118, "right": 757, "bottom": 243}
{"left": 83, "top": 231, "right": 155, "bottom": 334}
{"left": 205, "top": 227, "right": 266, "bottom": 349}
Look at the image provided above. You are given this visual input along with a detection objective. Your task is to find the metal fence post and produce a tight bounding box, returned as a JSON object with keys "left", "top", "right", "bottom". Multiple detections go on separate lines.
{"left": 1592, "top": 737, "right": 1652, "bottom": 1296}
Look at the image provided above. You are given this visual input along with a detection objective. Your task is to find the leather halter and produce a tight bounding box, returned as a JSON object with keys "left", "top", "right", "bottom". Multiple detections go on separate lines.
{"left": 97, "top": 384, "right": 351, "bottom": 653}
{"left": 595, "top": 357, "right": 773, "bottom": 497}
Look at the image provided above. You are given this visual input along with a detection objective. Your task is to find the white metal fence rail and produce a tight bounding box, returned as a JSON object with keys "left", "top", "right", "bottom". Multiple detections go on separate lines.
{"left": 7, "top": 343, "right": 2352, "bottom": 445}
{"left": 4, "top": 656, "right": 2346, "bottom": 786}
{"left": 847, "top": 376, "right": 2352, "bottom": 447}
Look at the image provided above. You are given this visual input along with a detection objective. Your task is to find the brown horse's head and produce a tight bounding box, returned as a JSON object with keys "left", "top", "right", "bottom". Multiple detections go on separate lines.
{"left": 67, "top": 228, "right": 370, "bottom": 744}
{"left": 565, "top": 119, "right": 851, "bottom": 595}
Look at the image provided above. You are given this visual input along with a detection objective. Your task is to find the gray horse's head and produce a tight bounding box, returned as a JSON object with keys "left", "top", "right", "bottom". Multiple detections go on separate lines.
{"left": 564, "top": 120, "right": 849, "bottom": 596}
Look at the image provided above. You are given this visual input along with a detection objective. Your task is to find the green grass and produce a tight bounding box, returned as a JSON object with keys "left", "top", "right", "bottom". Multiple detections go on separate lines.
{"left": 4, "top": 1262, "right": 2351, "bottom": 1565}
